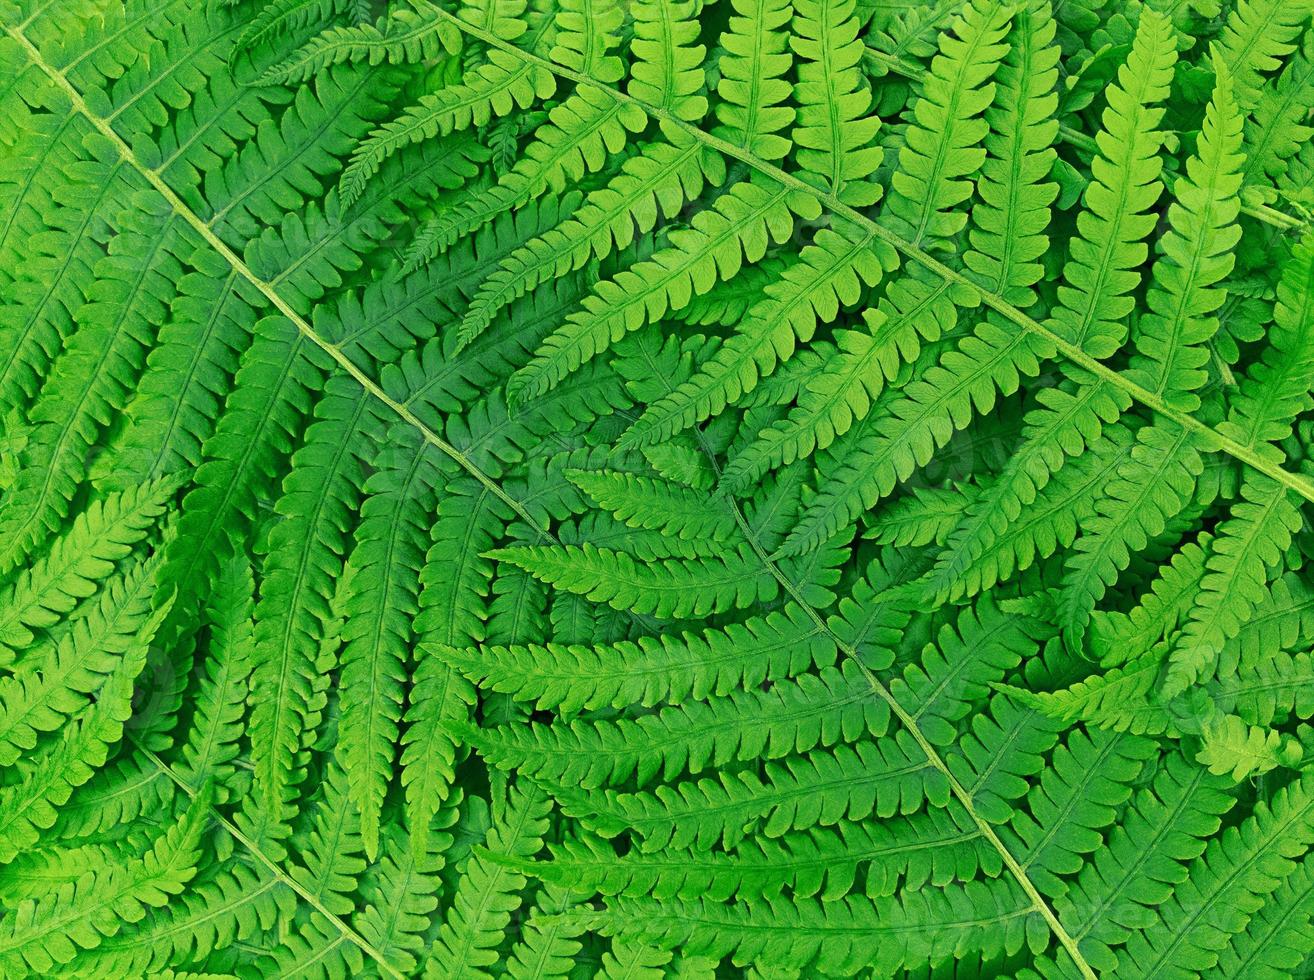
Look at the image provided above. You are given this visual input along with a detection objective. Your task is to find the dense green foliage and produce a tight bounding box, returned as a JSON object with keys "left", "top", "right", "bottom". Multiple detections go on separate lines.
{"left": 3, "top": 0, "right": 1314, "bottom": 975}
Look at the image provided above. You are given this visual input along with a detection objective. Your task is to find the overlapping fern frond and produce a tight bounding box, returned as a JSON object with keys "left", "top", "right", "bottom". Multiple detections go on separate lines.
{"left": 4, "top": 0, "right": 1314, "bottom": 976}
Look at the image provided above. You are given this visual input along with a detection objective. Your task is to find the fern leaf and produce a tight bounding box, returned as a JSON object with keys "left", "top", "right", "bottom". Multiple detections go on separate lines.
{"left": 1213, "top": 0, "right": 1313, "bottom": 110}
{"left": 1051, "top": 750, "right": 1234, "bottom": 973}
{"left": 0, "top": 476, "right": 174, "bottom": 666}
{"left": 339, "top": 50, "right": 556, "bottom": 208}
{"left": 1003, "top": 729, "right": 1158, "bottom": 900}
{"left": 459, "top": 660, "right": 887, "bottom": 789}
{"left": 0, "top": 785, "right": 210, "bottom": 974}
{"left": 1216, "top": 235, "right": 1314, "bottom": 458}
{"left": 170, "top": 556, "right": 253, "bottom": 798}
{"left": 713, "top": 0, "right": 795, "bottom": 159}
{"left": 568, "top": 880, "right": 1031, "bottom": 975}
{"left": 488, "top": 542, "right": 778, "bottom": 618}
{"left": 334, "top": 436, "right": 439, "bottom": 860}
{"left": 565, "top": 733, "right": 946, "bottom": 850}
{"left": 1115, "top": 770, "right": 1314, "bottom": 978}
{"left": 789, "top": 0, "right": 885, "bottom": 204}
{"left": 627, "top": 0, "right": 709, "bottom": 122}
{"left": 509, "top": 178, "right": 819, "bottom": 404}
{"left": 622, "top": 222, "right": 897, "bottom": 446}
{"left": 1164, "top": 474, "right": 1302, "bottom": 696}
{"left": 1196, "top": 713, "right": 1302, "bottom": 781}
{"left": 257, "top": 3, "right": 462, "bottom": 83}
{"left": 1124, "top": 68, "right": 1244, "bottom": 410}
{"left": 1047, "top": 10, "right": 1176, "bottom": 358}
{"left": 549, "top": 0, "right": 625, "bottom": 81}
{"left": 247, "top": 378, "right": 382, "bottom": 831}
{"left": 459, "top": 134, "right": 722, "bottom": 347}
{"left": 433, "top": 603, "right": 835, "bottom": 712}
{"left": 1056, "top": 422, "right": 1204, "bottom": 648}
{"left": 422, "top": 781, "right": 552, "bottom": 978}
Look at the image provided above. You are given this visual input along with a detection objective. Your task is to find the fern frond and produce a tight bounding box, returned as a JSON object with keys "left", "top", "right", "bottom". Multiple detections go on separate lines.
{"left": 567, "top": 880, "right": 1031, "bottom": 975}
{"left": 0, "top": 476, "right": 175, "bottom": 666}
{"left": 335, "top": 430, "right": 440, "bottom": 859}
{"left": 562, "top": 733, "right": 945, "bottom": 850}
{"left": 433, "top": 603, "right": 835, "bottom": 711}
{"left": 523, "top": 805, "right": 993, "bottom": 902}
{"left": 0, "top": 785, "right": 210, "bottom": 975}
{"left": 257, "top": 2, "right": 461, "bottom": 83}
{"left": 421, "top": 781, "right": 551, "bottom": 978}
{"left": 247, "top": 378, "right": 382, "bottom": 831}
{"left": 509, "top": 178, "right": 819, "bottom": 404}
{"left": 169, "top": 555, "right": 253, "bottom": 797}
{"left": 1056, "top": 422, "right": 1204, "bottom": 648}
{"left": 1050, "top": 750, "right": 1234, "bottom": 972}
{"left": 549, "top": 0, "right": 624, "bottom": 81}
{"left": 1195, "top": 713, "right": 1301, "bottom": 781}
{"left": 1115, "top": 770, "right": 1314, "bottom": 978}
{"left": 1163, "top": 474, "right": 1302, "bottom": 696}
{"left": 458, "top": 134, "right": 722, "bottom": 346}
{"left": 1047, "top": 10, "right": 1176, "bottom": 358}
{"left": 622, "top": 222, "right": 896, "bottom": 446}
{"left": 713, "top": 0, "right": 795, "bottom": 160}
{"left": 488, "top": 542, "right": 778, "bottom": 618}
{"left": 1213, "top": 0, "right": 1313, "bottom": 110}
{"left": 1217, "top": 235, "right": 1314, "bottom": 458}
{"left": 1124, "top": 68, "right": 1244, "bottom": 411}
{"left": 789, "top": 0, "right": 885, "bottom": 205}
{"left": 626, "top": 0, "right": 709, "bottom": 122}
{"left": 459, "top": 660, "right": 887, "bottom": 789}
{"left": 339, "top": 50, "right": 556, "bottom": 207}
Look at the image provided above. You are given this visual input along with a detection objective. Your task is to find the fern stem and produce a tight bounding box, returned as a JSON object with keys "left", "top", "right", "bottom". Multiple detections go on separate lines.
{"left": 134, "top": 741, "right": 405, "bottom": 979}
{"left": 428, "top": 7, "right": 1314, "bottom": 509}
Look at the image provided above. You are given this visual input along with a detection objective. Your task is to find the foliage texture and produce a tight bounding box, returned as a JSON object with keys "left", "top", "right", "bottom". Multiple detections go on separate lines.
{"left": 3, "top": 0, "right": 1314, "bottom": 976}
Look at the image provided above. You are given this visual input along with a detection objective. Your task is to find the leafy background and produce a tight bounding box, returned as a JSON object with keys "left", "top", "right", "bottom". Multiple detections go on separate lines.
{"left": 2, "top": 0, "right": 1314, "bottom": 976}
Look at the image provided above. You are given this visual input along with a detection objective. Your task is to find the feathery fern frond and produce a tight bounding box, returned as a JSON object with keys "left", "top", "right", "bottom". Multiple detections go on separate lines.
{"left": 8, "top": 0, "right": 1314, "bottom": 975}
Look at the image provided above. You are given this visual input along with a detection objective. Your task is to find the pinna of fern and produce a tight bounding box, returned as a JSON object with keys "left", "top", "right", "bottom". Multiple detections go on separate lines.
{"left": 3, "top": 0, "right": 1314, "bottom": 976}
